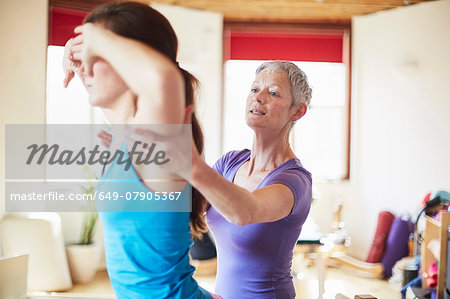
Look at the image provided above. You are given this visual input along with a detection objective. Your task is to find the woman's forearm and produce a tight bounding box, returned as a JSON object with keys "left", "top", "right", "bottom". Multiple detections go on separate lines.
{"left": 191, "top": 159, "right": 258, "bottom": 225}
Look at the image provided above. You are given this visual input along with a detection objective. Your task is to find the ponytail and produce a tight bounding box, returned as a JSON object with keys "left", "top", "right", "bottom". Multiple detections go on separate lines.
{"left": 179, "top": 67, "right": 208, "bottom": 239}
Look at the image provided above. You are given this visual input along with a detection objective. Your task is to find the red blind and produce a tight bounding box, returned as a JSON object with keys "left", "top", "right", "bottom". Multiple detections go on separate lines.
{"left": 50, "top": 9, "right": 344, "bottom": 63}
{"left": 229, "top": 32, "right": 343, "bottom": 63}
{"left": 49, "top": 7, "right": 88, "bottom": 46}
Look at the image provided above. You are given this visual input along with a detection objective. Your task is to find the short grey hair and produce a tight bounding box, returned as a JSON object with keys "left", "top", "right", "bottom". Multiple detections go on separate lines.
{"left": 256, "top": 61, "right": 312, "bottom": 108}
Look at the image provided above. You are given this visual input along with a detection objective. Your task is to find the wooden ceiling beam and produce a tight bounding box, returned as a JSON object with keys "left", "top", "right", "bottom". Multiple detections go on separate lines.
{"left": 49, "top": 0, "right": 432, "bottom": 23}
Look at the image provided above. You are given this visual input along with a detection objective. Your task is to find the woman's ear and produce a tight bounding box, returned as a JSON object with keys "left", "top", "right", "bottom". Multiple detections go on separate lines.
{"left": 292, "top": 103, "right": 307, "bottom": 122}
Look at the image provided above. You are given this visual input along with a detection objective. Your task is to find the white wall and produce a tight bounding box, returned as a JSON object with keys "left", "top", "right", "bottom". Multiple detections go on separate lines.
{"left": 0, "top": 0, "right": 48, "bottom": 253}
{"left": 347, "top": 0, "right": 450, "bottom": 258}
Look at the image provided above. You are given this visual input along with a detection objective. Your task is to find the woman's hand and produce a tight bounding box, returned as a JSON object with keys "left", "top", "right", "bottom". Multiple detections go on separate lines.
{"left": 72, "top": 23, "right": 105, "bottom": 77}
{"left": 63, "top": 23, "right": 104, "bottom": 87}
{"left": 125, "top": 105, "right": 201, "bottom": 180}
{"left": 63, "top": 38, "right": 81, "bottom": 88}
{"left": 97, "top": 130, "right": 113, "bottom": 149}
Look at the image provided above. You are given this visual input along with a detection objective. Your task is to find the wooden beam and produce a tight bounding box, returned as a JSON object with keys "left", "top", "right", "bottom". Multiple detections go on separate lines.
{"left": 49, "top": 0, "right": 432, "bottom": 23}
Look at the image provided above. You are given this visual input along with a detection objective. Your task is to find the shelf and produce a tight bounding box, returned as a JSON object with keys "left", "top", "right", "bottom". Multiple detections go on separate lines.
{"left": 421, "top": 213, "right": 450, "bottom": 299}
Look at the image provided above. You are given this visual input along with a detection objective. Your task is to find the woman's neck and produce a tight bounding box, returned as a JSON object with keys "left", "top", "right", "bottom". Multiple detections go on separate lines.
{"left": 248, "top": 129, "right": 295, "bottom": 173}
{"left": 101, "top": 91, "right": 136, "bottom": 124}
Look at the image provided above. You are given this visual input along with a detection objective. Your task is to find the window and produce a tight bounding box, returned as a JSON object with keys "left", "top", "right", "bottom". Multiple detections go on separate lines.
{"left": 223, "top": 26, "right": 350, "bottom": 181}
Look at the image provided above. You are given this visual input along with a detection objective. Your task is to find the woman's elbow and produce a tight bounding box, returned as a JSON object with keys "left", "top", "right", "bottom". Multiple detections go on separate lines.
{"left": 230, "top": 213, "right": 254, "bottom": 226}
{"left": 229, "top": 198, "right": 258, "bottom": 225}
{"left": 160, "top": 64, "right": 184, "bottom": 89}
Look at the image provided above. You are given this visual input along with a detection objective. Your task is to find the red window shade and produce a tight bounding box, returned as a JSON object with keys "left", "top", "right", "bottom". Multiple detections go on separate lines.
{"left": 49, "top": 7, "right": 88, "bottom": 46}
{"left": 229, "top": 32, "right": 343, "bottom": 63}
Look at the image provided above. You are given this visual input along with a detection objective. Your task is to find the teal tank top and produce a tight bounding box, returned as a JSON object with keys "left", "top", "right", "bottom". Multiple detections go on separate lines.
{"left": 96, "top": 142, "right": 211, "bottom": 299}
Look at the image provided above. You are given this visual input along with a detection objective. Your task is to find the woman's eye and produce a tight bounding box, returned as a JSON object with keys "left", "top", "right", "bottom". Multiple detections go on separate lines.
{"left": 251, "top": 88, "right": 258, "bottom": 93}
{"left": 270, "top": 91, "right": 279, "bottom": 97}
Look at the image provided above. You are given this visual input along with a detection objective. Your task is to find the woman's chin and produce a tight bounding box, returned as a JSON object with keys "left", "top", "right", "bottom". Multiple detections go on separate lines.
{"left": 88, "top": 96, "right": 105, "bottom": 108}
{"left": 87, "top": 96, "right": 96, "bottom": 107}
{"left": 246, "top": 119, "right": 265, "bottom": 130}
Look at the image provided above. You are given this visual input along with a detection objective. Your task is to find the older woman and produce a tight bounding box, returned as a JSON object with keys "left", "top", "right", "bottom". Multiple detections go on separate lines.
{"left": 132, "top": 61, "right": 313, "bottom": 298}
{"left": 197, "top": 61, "right": 312, "bottom": 298}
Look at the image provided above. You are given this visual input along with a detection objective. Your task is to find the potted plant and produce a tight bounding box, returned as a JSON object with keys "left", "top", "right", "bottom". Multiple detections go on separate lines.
{"left": 65, "top": 180, "right": 102, "bottom": 284}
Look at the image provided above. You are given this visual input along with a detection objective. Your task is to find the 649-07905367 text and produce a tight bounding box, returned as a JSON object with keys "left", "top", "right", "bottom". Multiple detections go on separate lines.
{"left": 9, "top": 191, "right": 182, "bottom": 201}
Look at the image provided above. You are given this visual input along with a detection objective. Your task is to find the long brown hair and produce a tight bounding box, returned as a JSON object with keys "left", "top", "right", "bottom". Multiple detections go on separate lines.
{"left": 85, "top": 1, "right": 207, "bottom": 239}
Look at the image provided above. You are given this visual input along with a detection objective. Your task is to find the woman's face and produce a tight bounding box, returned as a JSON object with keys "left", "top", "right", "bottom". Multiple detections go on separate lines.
{"left": 80, "top": 59, "right": 129, "bottom": 108}
{"left": 245, "top": 69, "right": 297, "bottom": 132}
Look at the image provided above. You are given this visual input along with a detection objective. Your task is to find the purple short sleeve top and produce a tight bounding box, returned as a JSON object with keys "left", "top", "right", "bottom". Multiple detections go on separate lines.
{"left": 206, "top": 149, "right": 312, "bottom": 298}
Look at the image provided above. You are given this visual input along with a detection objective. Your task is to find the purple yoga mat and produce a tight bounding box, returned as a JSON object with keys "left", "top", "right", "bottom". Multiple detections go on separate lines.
{"left": 381, "top": 217, "right": 414, "bottom": 277}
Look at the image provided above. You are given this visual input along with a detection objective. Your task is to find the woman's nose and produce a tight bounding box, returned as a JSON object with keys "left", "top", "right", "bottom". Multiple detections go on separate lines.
{"left": 78, "top": 63, "right": 92, "bottom": 79}
{"left": 255, "top": 91, "right": 266, "bottom": 104}
{"left": 78, "top": 64, "right": 87, "bottom": 79}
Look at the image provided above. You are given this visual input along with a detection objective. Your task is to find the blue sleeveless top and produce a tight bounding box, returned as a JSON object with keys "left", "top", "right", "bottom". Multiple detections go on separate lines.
{"left": 96, "top": 142, "right": 211, "bottom": 299}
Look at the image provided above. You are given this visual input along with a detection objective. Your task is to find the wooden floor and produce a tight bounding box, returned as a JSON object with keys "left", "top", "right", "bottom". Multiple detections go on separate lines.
{"left": 292, "top": 264, "right": 400, "bottom": 299}
{"left": 59, "top": 261, "right": 400, "bottom": 299}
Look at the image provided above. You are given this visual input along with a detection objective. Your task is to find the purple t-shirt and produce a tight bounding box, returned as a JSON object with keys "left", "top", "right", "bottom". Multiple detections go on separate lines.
{"left": 206, "top": 149, "right": 312, "bottom": 299}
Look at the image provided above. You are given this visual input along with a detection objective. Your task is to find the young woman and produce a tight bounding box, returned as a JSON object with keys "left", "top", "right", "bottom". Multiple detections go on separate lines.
{"left": 63, "top": 2, "right": 219, "bottom": 298}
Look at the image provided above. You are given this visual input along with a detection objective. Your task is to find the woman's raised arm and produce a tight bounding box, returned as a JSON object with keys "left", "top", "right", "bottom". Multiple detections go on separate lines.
{"left": 71, "top": 23, "right": 185, "bottom": 125}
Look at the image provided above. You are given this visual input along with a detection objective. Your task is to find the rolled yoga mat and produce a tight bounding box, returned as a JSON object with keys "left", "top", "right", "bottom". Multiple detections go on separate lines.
{"left": 381, "top": 217, "right": 414, "bottom": 277}
{"left": 366, "top": 211, "right": 395, "bottom": 263}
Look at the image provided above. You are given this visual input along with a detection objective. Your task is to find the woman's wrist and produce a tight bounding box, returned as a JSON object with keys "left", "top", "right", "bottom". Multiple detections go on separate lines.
{"left": 190, "top": 155, "right": 207, "bottom": 187}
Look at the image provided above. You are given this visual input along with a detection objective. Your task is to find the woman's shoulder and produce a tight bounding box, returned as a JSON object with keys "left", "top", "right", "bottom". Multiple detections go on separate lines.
{"left": 222, "top": 149, "right": 251, "bottom": 162}
{"left": 213, "top": 149, "right": 250, "bottom": 174}
{"left": 265, "top": 159, "right": 313, "bottom": 219}
{"left": 273, "top": 158, "right": 312, "bottom": 184}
